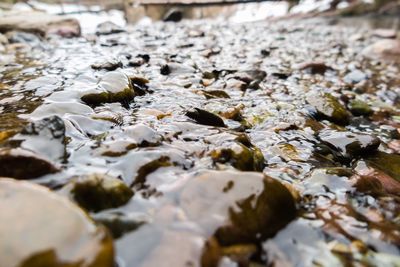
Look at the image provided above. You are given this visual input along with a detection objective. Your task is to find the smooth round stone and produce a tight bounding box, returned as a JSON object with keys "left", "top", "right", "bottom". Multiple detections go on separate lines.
{"left": 0, "top": 178, "right": 114, "bottom": 267}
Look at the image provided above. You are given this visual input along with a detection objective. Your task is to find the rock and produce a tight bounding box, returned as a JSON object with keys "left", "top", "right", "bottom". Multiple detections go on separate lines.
{"left": 81, "top": 71, "right": 135, "bottom": 106}
{"left": 64, "top": 173, "right": 133, "bottom": 212}
{"left": 0, "top": 11, "right": 80, "bottom": 37}
{"left": 160, "top": 64, "right": 170, "bottom": 75}
{"left": 210, "top": 142, "right": 265, "bottom": 171}
{"left": 91, "top": 59, "right": 122, "bottom": 71}
{"left": 0, "top": 33, "right": 9, "bottom": 45}
{"left": 297, "top": 62, "right": 333, "bottom": 75}
{"left": 95, "top": 21, "right": 125, "bottom": 36}
{"left": 201, "top": 90, "right": 230, "bottom": 99}
{"left": 14, "top": 116, "right": 67, "bottom": 162}
{"left": 232, "top": 70, "right": 267, "bottom": 89}
{"left": 6, "top": 31, "right": 41, "bottom": 46}
{"left": 348, "top": 100, "right": 373, "bottom": 116}
{"left": 362, "top": 39, "right": 400, "bottom": 62}
{"left": 306, "top": 93, "right": 350, "bottom": 125}
{"left": 0, "top": 178, "right": 114, "bottom": 267}
{"left": 180, "top": 170, "right": 296, "bottom": 260}
{"left": 318, "top": 130, "right": 380, "bottom": 158}
{"left": 372, "top": 29, "right": 397, "bottom": 39}
{"left": 163, "top": 9, "right": 183, "bottom": 22}
{"left": 0, "top": 148, "right": 59, "bottom": 179}
{"left": 93, "top": 213, "right": 144, "bottom": 238}
{"left": 344, "top": 69, "right": 367, "bottom": 84}
{"left": 186, "top": 108, "right": 226, "bottom": 127}
{"left": 365, "top": 151, "right": 400, "bottom": 182}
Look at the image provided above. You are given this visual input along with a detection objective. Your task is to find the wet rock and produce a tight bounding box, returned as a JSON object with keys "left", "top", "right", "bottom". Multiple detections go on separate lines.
{"left": 132, "top": 156, "right": 172, "bottom": 188}
{"left": 348, "top": 100, "right": 373, "bottom": 116}
{"left": 319, "top": 130, "right": 380, "bottom": 158}
{"left": 64, "top": 173, "right": 133, "bottom": 212}
{"left": 15, "top": 116, "right": 67, "bottom": 162}
{"left": 297, "top": 62, "right": 333, "bottom": 75}
{"left": 0, "top": 148, "right": 59, "bottom": 180}
{"left": 93, "top": 213, "right": 145, "bottom": 238}
{"left": 81, "top": 71, "right": 135, "bottom": 106}
{"left": 180, "top": 170, "right": 296, "bottom": 261}
{"left": 201, "top": 90, "right": 230, "bottom": 99}
{"left": 163, "top": 9, "right": 183, "bottom": 22}
{"left": 6, "top": 31, "right": 42, "bottom": 46}
{"left": 210, "top": 142, "right": 264, "bottom": 171}
{"left": 362, "top": 39, "right": 400, "bottom": 62}
{"left": 95, "top": 21, "right": 125, "bottom": 36}
{"left": 0, "top": 33, "right": 8, "bottom": 45}
{"left": 232, "top": 70, "right": 267, "bottom": 89}
{"left": 0, "top": 11, "right": 80, "bottom": 37}
{"left": 372, "top": 29, "right": 397, "bottom": 39}
{"left": 344, "top": 69, "right": 367, "bottom": 84}
{"left": 0, "top": 178, "right": 114, "bottom": 267}
{"left": 186, "top": 108, "right": 226, "bottom": 127}
{"left": 306, "top": 93, "right": 350, "bottom": 125}
{"left": 91, "top": 59, "right": 122, "bottom": 71}
{"left": 365, "top": 151, "right": 400, "bottom": 182}
{"left": 160, "top": 64, "right": 170, "bottom": 75}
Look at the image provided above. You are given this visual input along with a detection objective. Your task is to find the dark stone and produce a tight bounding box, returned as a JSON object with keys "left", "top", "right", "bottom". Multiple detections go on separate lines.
{"left": 186, "top": 108, "right": 226, "bottom": 127}
{"left": 163, "top": 9, "right": 183, "bottom": 22}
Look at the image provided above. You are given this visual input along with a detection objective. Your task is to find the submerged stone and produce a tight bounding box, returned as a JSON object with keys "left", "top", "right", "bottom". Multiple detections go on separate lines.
{"left": 0, "top": 148, "right": 59, "bottom": 179}
{"left": 96, "top": 21, "right": 125, "bottom": 35}
{"left": 298, "top": 62, "right": 333, "bottom": 75}
{"left": 180, "top": 171, "right": 296, "bottom": 265}
{"left": 91, "top": 59, "right": 123, "bottom": 71}
{"left": 348, "top": 100, "right": 373, "bottom": 116}
{"left": 81, "top": 71, "right": 135, "bottom": 106}
{"left": 210, "top": 142, "right": 264, "bottom": 171}
{"left": 0, "top": 178, "right": 114, "bottom": 267}
{"left": 306, "top": 93, "right": 350, "bottom": 125}
{"left": 186, "top": 108, "right": 226, "bottom": 127}
{"left": 319, "top": 130, "right": 380, "bottom": 158}
{"left": 64, "top": 173, "right": 133, "bottom": 212}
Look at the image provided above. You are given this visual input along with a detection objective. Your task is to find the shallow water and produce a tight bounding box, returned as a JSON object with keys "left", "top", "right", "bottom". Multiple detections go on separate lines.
{"left": 0, "top": 14, "right": 400, "bottom": 267}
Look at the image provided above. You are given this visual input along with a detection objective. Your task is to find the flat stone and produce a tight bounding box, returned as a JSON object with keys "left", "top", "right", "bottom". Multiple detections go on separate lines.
{"left": 362, "top": 39, "right": 400, "bottom": 62}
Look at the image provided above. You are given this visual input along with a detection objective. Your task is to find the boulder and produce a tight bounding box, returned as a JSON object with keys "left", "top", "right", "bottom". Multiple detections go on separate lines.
{"left": 0, "top": 11, "right": 80, "bottom": 37}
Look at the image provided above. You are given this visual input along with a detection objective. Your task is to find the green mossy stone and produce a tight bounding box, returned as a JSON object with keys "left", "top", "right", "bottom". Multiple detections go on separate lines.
{"left": 307, "top": 93, "right": 350, "bottom": 125}
{"left": 349, "top": 100, "right": 373, "bottom": 116}
{"left": 68, "top": 173, "right": 133, "bottom": 212}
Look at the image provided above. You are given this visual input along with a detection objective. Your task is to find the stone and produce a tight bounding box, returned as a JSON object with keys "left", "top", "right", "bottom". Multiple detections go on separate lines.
{"left": 0, "top": 11, "right": 80, "bottom": 37}
{"left": 306, "top": 93, "right": 350, "bottom": 125}
{"left": 297, "top": 62, "right": 333, "bottom": 75}
{"left": 186, "top": 108, "right": 226, "bottom": 127}
{"left": 344, "top": 69, "right": 367, "bottom": 84}
{"left": 362, "top": 39, "right": 400, "bottom": 62}
{"left": 64, "top": 173, "right": 133, "bottom": 212}
{"left": 0, "top": 148, "right": 59, "bottom": 180}
{"left": 348, "top": 100, "right": 373, "bottom": 116}
{"left": 180, "top": 170, "right": 296, "bottom": 262}
{"left": 0, "top": 178, "right": 114, "bottom": 267}
{"left": 163, "top": 9, "right": 183, "bottom": 22}
{"left": 210, "top": 142, "right": 264, "bottom": 171}
{"left": 372, "top": 29, "right": 397, "bottom": 39}
{"left": 81, "top": 71, "right": 135, "bottom": 106}
{"left": 96, "top": 21, "right": 125, "bottom": 36}
{"left": 91, "top": 59, "right": 123, "bottom": 71}
{"left": 319, "top": 130, "right": 380, "bottom": 158}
